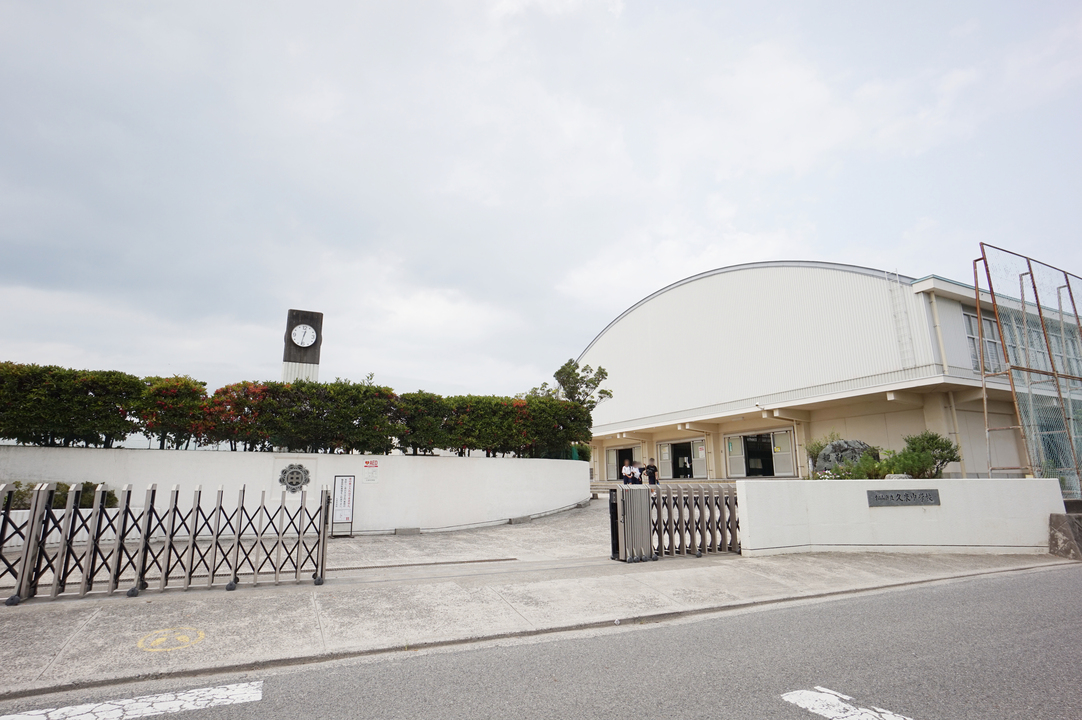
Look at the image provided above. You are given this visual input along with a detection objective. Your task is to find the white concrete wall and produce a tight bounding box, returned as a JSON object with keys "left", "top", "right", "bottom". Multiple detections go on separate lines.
{"left": 0, "top": 447, "right": 589, "bottom": 533}
{"left": 735, "top": 477, "right": 1065, "bottom": 556}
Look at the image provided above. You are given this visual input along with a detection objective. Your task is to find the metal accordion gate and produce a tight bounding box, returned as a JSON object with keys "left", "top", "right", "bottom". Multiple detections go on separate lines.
{"left": 610, "top": 484, "right": 739, "bottom": 562}
{"left": 1, "top": 482, "right": 330, "bottom": 605}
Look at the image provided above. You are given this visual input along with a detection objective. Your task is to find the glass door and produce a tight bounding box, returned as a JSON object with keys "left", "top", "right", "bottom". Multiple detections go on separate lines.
{"left": 725, "top": 435, "right": 745, "bottom": 478}
{"left": 691, "top": 439, "right": 707, "bottom": 478}
{"left": 771, "top": 430, "right": 794, "bottom": 476}
{"left": 658, "top": 443, "right": 672, "bottom": 479}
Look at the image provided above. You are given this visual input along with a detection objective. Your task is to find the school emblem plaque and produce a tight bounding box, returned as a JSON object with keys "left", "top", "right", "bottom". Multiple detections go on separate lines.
{"left": 278, "top": 463, "right": 311, "bottom": 493}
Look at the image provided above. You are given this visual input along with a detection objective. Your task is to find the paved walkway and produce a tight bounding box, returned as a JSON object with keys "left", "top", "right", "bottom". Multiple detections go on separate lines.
{"left": 0, "top": 500, "right": 1074, "bottom": 699}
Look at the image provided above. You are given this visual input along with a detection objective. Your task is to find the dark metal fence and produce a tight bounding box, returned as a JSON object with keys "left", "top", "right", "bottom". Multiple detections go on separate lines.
{"left": 1, "top": 482, "right": 330, "bottom": 605}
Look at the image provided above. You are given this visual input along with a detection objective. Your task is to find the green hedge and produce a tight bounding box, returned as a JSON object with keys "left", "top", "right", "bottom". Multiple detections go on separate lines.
{"left": 0, "top": 363, "right": 144, "bottom": 448}
{"left": 0, "top": 362, "right": 592, "bottom": 458}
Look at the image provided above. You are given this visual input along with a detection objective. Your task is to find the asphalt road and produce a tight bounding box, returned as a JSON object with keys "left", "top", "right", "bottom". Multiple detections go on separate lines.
{"left": 3, "top": 563, "right": 1080, "bottom": 720}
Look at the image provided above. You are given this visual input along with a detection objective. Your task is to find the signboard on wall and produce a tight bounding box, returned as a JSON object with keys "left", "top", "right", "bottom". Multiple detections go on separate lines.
{"left": 363, "top": 459, "right": 379, "bottom": 483}
{"left": 333, "top": 475, "right": 355, "bottom": 523}
{"left": 332, "top": 475, "right": 355, "bottom": 537}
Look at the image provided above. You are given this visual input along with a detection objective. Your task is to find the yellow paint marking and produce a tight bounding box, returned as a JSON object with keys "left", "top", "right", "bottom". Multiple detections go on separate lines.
{"left": 138, "top": 627, "right": 206, "bottom": 652}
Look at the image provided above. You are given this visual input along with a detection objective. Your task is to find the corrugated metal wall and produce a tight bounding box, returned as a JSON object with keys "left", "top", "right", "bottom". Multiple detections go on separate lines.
{"left": 582, "top": 264, "right": 938, "bottom": 429}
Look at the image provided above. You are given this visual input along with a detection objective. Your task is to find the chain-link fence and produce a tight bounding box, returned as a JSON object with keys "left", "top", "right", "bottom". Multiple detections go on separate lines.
{"left": 975, "top": 244, "right": 1082, "bottom": 499}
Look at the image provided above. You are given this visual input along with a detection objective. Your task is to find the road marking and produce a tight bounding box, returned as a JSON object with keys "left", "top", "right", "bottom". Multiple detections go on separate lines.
{"left": 782, "top": 686, "right": 913, "bottom": 720}
{"left": 137, "top": 627, "right": 206, "bottom": 652}
{"left": 0, "top": 681, "right": 262, "bottom": 720}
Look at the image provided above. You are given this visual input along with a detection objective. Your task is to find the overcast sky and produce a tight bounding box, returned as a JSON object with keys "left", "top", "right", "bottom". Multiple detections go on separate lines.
{"left": 2, "top": 1, "right": 1081, "bottom": 397}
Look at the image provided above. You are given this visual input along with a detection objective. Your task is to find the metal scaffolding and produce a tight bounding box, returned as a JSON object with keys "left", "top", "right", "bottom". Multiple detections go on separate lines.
{"left": 974, "top": 244, "right": 1082, "bottom": 499}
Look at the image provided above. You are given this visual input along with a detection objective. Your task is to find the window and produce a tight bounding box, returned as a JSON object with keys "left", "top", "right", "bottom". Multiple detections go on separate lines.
{"left": 1049, "top": 329, "right": 1082, "bottom": 379}
{"left": 964, "top": 313, "right": 1003, "bottom": 373}
{"left": 722, "top": 431, "right": 795, "bottom": 478}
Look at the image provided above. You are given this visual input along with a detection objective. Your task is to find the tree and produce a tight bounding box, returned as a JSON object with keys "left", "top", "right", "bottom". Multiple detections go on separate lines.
{"left": 0, "top": 363, "right": 143, "bottom": 447}
{"left": 206, "top": 381, "right": 274, "bottom": 451}
{"left": 0, "top": 363, "right": 68, "bottom": 446}
{"left": 901, "top": 431, "right": 961, "bottom": 478}
{"left": 526, "top": 359, "right": 611, "bottom": 412}
{"left": 260, "top": 378, "right": 400, "bottom": 454}
{"left": 397, "top": 391, "right": 451, "bottom": 455}
{"left": 141, "top": 376, "right": 211, "bottom": 450}
{"left": 519, "top": 395, "right": 592, "bottom": 459}
{"left": 72, "top": 370, "right": 146, "bottom": 448}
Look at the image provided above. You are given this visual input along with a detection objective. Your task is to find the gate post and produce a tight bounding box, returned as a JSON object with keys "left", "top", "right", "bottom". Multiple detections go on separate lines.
{"left": 314, "top": 487, "right": 330, "bottom": 585}
{"left": 79, "top": 484, "right": 108, "bottom": 596}
{"left": 15, "top": 484, "right": 54, "bottom": 602}
{"left": 108, "top": 485, "right": 134, "bottom": 594}
{"left": 50, "top": 484, "right": 82, "bottom": 598}
{"left": 128, "top": 484, "right": 157, "bottom": 597}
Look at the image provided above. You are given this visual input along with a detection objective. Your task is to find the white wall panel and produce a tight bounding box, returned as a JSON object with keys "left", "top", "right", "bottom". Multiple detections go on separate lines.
{"left": 936, "top": 296, "right": 979, "bottom": 376}
{"left": 736, "top": 477, "right": 1065, "bottom": 556}
{"left": 0, "top": 447, "right": 589, "bottom": 533}
{"left": 581, "top": 263, "right": 935, "bottom": 428}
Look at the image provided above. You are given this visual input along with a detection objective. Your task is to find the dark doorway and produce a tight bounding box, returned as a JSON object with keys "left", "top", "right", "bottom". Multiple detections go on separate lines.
{"left": 743, "top": 434, "right": 774, "bottom": 477}
{"left": 671, "top": 442, "right": 693, "bottom": 478}
{"left": 617, "top": 448, "right": 635, "bottom": 479}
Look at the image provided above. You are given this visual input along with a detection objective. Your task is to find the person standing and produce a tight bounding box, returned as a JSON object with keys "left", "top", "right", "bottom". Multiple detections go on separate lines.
{"left": 643, "top": 458, "right": 660, "bottom": 485}
{"left": 621, "top": 458, "right": 634, "bottom": 483}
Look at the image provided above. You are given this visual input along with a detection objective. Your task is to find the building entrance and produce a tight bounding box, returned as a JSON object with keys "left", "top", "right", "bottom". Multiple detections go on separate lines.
{"left": 743, "top": 434, "right": 775, "bottom": 476}
{"left": 724, "top": 430, "right": 794, "bottom": 477}
{"left": 671, "top": 442, "right": 693, "bottom": 478}
{"left": 607, "top": 446, "right": 641, "bottom": 480}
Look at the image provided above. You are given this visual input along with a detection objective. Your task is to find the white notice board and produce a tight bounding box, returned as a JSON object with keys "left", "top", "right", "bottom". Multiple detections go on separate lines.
{"left": 332, "top": 475, "right": 355, "bottom": 535}
{"left": 363, "top": 459, "right": 379, "bottom": 482}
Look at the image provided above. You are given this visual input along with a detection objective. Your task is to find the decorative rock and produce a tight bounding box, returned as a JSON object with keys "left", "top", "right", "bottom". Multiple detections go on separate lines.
{"left": 816, "top": 440, "right": 878, "bottom": 472}
{"left": 1049, "top": 514, "right": 1082, "bottom": 560}
{"left": 885, "top": 473, "right": 912, "bottom": 479}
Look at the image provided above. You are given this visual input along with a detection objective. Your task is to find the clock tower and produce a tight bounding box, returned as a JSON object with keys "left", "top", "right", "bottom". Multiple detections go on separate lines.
{"left": 282, "top": 309, "right": 323, "bottom": 382}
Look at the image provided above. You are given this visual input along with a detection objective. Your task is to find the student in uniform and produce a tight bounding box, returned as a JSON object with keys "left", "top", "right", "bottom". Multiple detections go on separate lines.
{"left": 621, "top": 458, "right": 635, "bottom": 483}
{"left": 643, "top": 458, "right": 660, "bottom": 485}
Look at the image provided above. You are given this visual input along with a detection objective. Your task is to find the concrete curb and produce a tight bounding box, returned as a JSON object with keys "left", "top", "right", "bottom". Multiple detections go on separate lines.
{"left": 2, "top": 558, "right": 1074, "bottom": 703}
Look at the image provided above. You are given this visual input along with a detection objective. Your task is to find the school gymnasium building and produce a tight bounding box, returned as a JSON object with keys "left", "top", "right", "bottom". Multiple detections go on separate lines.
{"left": 580, "top": 261, "right": 1034, "bottom": 483}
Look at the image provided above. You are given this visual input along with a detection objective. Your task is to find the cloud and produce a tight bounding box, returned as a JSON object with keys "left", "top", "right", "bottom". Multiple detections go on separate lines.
{"left": 1, "top": 1, "right": 1081, "bottom": 398}
{"left": 492, "top": 0, "right": 624, "bottom": 19}
{"left": 1003, "top": 14, "right": 1082, "bottom": 100}
{"left": 0, "top": 284, "right": 279, "bottom": 386}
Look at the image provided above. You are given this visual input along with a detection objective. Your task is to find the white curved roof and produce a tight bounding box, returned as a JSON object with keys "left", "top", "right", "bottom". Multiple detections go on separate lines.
{"left": 577, "top": 261, "right": 932, "bottom": 433}
{"left": 579, "top": 261, "right": 916, "bottom": 361}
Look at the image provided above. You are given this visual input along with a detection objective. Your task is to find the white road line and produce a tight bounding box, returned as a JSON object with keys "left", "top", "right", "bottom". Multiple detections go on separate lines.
{"left": 1, "top": 681, "right": 263, "bottom": 720}
{"left": 782, "top": 687, "right": 913, "bottom": 720}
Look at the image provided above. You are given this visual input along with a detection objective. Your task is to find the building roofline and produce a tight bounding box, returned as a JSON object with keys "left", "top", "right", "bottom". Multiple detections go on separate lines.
{"left": 577, "top": 260, "right": 919, "bottom": 361}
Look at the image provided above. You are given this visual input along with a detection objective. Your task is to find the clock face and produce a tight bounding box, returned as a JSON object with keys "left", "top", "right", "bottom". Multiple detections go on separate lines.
{"left": 291, "top": 324, "right": 317, "bottom": 348}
